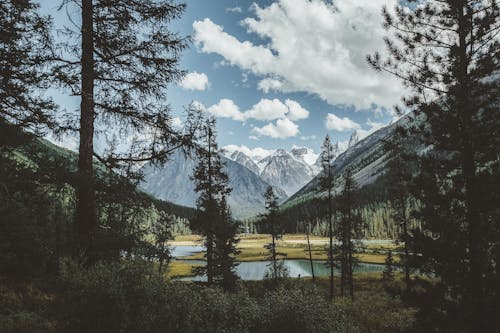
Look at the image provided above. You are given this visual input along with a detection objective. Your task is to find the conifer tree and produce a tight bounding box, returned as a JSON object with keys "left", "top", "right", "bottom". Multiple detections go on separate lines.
{"left": 54, "top": 0, "right": 201, "bottom": 261}
{"left": 337, "top": 169, "right": 363, "bottom": 298}
{"left": 369, "top": 1, "right": 499, "bottom": 330}
{"left": 0, "top": 0, "right": 55, "bottom": 137}
{"left": 191, "top": 117, "right": 238, "bottom": 287}
{"left": 382, "top": 250, "right": 396, "bottom": 285}
{"left": 261, "top": 186, "right": 287, "bottom": 282}
{"left": 382, "top": 125, "right": 415, "bottom": 289}
{"left": 319, "top": 135, "right": 338, "bottom": 299}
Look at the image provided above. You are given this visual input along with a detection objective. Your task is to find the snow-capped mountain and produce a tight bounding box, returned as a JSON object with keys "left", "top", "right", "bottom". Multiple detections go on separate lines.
{"left": 226, "top": 147, "right": 320, "bottom": 197}
{"left": 229, "top": 151, "right": 260, "bottom": 176}
{"left": 348, "top": 130, "right": 360, "bottom": 149}
{"left": 140, "top": 149, "right": 287, "bottom": 219}
{"left": 287, "top": 114, "right": 414, "bottom": 203}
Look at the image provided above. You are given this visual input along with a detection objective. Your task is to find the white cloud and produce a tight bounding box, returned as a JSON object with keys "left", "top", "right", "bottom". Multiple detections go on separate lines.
{"left": 171, "top": 117, "right": 183, "bottom": 128}
{"left": 253, "top": 118, "right": 299, "bottom": 139}
{"left": 358, "top": 120, "right": 386, "bottom": 139}
{"left": 204, "top": 98, "right": 309, "bottom": 122}
{"left": 245, "top": 98, "right": 289, "bottom": 121}
{"left": 193, "top": 18, "right": 275, "bottom": 75}
{"left": 193, "top": 0, "right": 405, "bottom": 110}
{"left": 223, "top": 144, "right": 274, "bottom": 160}
{"left": 285, "top": 99, "right": 309, "bottom": 121}
{"left": 206, "top": 99, "right": 245, "bottom": 121}
{"left": 179, "top": 72, "right": 209, "bottom": 91}
{"left": 257, "top": 78, "right": 284, "bottom": 93}
{"left": 325, "top": 113, "right": 361, "bottom": 132}
{"left": 225, "top": 6, "right": 242, "bottom": 14}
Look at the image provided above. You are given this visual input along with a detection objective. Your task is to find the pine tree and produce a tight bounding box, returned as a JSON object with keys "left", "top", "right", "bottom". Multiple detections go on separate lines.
{"left": 191, "top": 117, "right": 238, "bottom": 288}
{"left": 382, "top": 250, "right": 395, "bottom": 285}
{"left": 0, "top": 0, "right": 55, "bottom": 137}
{"left": 369, "top": 1, "right": 500, "bottom": 330}
{"left": 261, "top": 186, "right": 287, "bottom": 282}
{"left": 382, "top": 125, "right": 415, "bottom": 289}
{"left": 54, "top": 0, "right": 201, "bottom": 261}
{"left": 319, "top": 134, "right": 338, "bottom": 299}
{"left": 337, "top": 168, "right": 363, "bottom": 298}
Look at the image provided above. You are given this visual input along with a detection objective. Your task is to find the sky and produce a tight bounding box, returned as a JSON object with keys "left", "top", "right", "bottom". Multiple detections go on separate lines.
{"left": 39, "top": 0, "right": 406, "bottom": 158}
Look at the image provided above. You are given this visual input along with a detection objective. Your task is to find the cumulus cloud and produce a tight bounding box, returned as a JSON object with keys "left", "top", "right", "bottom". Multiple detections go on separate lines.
{"left": 285, "top": 99, "right": 309, "bottom": 121}
{"left": 193, "top": 18, "right": 275, "bottom": 75}
{"left": 204, "top": 98, "right": 309, "bottom": 123}
{"left": 357, "top": 120, "right": 386, "bottom": 139}
{"left": 193, "top": 0, "right": 405, "bottom": 110}
{"left": 245, "top": 98, "right": 289, "bottom": 121}
{"left": 179, "top": 72, "right": 209, "bottom": 90}
{"left": 223, "top": 144, "right": 274, "bottom": 160}
{"left": 206, "top": 99, "right": 245, "bottom": 121}
{"left": 253, "top": 118, "right": 299, "bottom": 139}
{"left": 325, "top": 113, "right": 361, "bottom": 132}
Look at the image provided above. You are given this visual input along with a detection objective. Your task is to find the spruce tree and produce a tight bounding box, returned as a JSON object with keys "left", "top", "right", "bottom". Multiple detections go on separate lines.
{"left": 0, "top": 0, "right": 55, "bottom": 137}
{"left": 369, "top": 1, "right": 500, "bottom": 330}
{"left": 261, "top": 186, "right": 287, "bottom": 282}
{"left": 319, "top": 134, "right": 339, "bottom": 299}
{"left": 337, "top": 168, "right": 363, "bottom": 298}
{"left": 54, "top": 0, "right": 200, "bottom": 261}
{"left": 382, "top": 125, "right": 415, "bottom": 289}
{"left": 191, "top": 117, "right": 238, "bottom": 287}
{"left": 382, "top": 250, "right": 396, "bottom": 285}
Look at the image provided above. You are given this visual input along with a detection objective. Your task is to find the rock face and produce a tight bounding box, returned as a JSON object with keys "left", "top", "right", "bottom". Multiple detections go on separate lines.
{"left": 140, "top": 149, "right": 287, "bottom": 219}
{"left": 257, "top": 149, "right": 316, "bottom": 196}
{"left": 229, "top": 151, "right": 260, "bottom": 176}
{"left": 224, "top": 147, "right": 321, "bottom": 197}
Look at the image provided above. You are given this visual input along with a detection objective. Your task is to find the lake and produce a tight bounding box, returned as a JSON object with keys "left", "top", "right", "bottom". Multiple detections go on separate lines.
{"left": 172, "top": 245, "right": 385, "bottom": 281}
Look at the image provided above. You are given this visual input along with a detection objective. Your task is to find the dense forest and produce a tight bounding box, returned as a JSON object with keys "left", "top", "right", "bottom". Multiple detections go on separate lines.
{"left": 1, "top": 0, "right": 499, "bottom": 332}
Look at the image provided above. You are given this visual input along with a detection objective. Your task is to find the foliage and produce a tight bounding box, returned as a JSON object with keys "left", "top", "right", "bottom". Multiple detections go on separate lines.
{"left": 369, "top": 0, "right": 500, "bottom": 331}
{"left": 0, "top": 0, "right": 56, "bottom": 134}
{"left": 260, "top": 186, "right": 288, "bottom": 282}
{"left": 57, "top": 259, "right": 347, "bottom": 333}
{"left": 336, "top": 169, "right": 364, "bottom": 297}
{"left": 191, "top": 117, "right": 239, "bottom": 288}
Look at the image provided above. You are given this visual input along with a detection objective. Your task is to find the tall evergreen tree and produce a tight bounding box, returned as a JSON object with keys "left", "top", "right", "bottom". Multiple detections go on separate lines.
{"left": 261, "top": 186, "right": 287, "bottom": 282}
{"left": 54, "top": 0, "right": 200, "bottom": 261}
{"left": 382, "top": 126, "right": 415, "bottom": 289}
{"left": 0, "top": 0, "right": 55, "bottom": 137}
{"left": 191, "top": 117, "right": 238, "bottom": 288}
{"left": 319, "top": 134, "right": 338, "bottom": 300}
{"left": 369, "top": 1, "right": 500, "bottom": 330}
{"left": 337, "top": 169, "right": 363, "bottom": 298}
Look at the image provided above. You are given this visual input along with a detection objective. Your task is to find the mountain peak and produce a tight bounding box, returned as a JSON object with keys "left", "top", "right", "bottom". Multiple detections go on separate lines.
{"left": 348, "top": 130, "right": 360, "bottom": 148}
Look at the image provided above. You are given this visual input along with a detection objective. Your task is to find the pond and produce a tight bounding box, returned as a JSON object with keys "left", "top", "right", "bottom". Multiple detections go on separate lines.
{"left": 178, "top": 259, "right": 385, "bottom": 281}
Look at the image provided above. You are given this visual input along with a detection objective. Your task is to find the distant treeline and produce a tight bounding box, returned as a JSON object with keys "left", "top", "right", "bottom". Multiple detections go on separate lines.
{"left": 274, "top": 177, "right": 420, "bottom": 239}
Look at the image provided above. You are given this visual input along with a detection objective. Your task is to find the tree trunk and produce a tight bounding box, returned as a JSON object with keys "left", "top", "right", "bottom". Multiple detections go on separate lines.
{"left": 328, "top": 188, "right": 334, "bottom": 300}
{"left": 400, "top": 196, "right": 410, "bottom": 289}
{"left": 75, "top": 0, "right": 96, "bottom": 262}
{"left": 306, "top": 222, "right": 315, "bottom": 280}
{"left": 457, "top": 5, "right": 483, "bottom": 329}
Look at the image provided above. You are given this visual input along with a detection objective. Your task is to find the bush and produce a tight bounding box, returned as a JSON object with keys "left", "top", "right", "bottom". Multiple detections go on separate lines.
{"left": 56, "top": 259, "right": 348, "bottom": 333}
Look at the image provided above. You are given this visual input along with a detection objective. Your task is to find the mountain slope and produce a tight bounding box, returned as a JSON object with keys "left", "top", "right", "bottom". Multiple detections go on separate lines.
{"left": 286, "top": 115, "right": 411, "bottom": 205}
{"left": 140, "top": 149, "right": 287, "bottom": 219}
{"left": 257, "top": 149, "right": 316, "bottom": 196}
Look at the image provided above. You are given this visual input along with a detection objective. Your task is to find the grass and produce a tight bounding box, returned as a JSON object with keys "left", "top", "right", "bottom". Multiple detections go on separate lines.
{"left": 173, "top": 234, "right": 398, "bottom": 264}
{"left": 166, "top": 261, "right": 202, "bottom": 278}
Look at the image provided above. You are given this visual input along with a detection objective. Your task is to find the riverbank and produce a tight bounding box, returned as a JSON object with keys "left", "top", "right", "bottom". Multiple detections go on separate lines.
{"left": 168, "top": 234, "right": 400, "bottom": 278}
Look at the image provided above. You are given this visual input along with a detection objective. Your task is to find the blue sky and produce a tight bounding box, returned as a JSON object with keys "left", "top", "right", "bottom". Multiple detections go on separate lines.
{"left": 39, "top": 0, "right": 404, "bottom": 157}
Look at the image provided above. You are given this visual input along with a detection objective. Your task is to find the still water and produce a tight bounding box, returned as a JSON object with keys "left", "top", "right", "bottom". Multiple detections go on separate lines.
{"left": 171, "top": 245, "right": 385, "bottom": 281}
